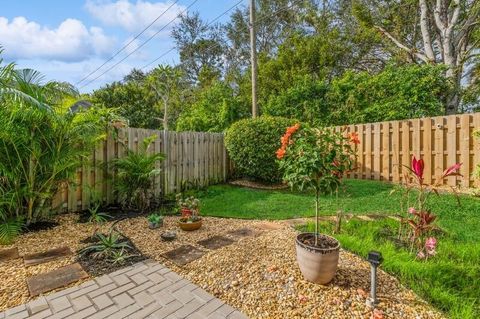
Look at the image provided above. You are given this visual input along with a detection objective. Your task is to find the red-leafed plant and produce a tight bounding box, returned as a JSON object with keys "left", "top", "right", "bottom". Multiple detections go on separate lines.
{"left": 397, "top": 156, "right": 462, "bottom": 258}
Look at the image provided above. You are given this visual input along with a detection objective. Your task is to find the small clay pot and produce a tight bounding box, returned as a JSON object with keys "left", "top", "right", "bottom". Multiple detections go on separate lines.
{"left": 178, "top": 219, "right": 202, "bottom": 231}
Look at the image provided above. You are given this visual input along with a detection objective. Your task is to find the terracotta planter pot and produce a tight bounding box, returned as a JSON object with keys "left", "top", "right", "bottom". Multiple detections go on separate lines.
{"left": 178, "top": 219, "right": 202, "bottom": 231}
{"left": 181, "top": 208, "right": 193, "bottom": 216}
{"left": 295, "top": 232, "right": 340, "bottom": 284}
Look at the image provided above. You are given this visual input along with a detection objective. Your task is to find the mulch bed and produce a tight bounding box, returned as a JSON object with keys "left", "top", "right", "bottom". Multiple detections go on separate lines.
{"left": 229, "top": 179, "right": 289, "bottom": 190}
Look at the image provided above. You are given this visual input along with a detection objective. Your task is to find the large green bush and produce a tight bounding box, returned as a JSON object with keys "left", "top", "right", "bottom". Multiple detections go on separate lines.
{"left": 225, "top": 116, "right": 295, "bottom": 183}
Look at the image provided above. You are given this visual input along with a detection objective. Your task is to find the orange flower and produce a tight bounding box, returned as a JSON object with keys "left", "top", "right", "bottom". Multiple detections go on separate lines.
{"left": 286, "top": 123, "right": 300, "bottom": 135}
{"left": 276, "top": 147, "right": 286, "bottom": 159}
{"left": 349, "top": 132, "right": 360, "bottom": 145}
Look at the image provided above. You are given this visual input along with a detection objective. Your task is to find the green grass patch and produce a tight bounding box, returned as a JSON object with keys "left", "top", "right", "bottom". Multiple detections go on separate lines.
{"left": 198, "top": 179, "right": 480, "bottom": 318}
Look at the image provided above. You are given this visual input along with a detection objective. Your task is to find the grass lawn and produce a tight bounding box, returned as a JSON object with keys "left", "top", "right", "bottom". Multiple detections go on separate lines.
{"left": 198, "top": 179, "right": 480, "bottom": 318}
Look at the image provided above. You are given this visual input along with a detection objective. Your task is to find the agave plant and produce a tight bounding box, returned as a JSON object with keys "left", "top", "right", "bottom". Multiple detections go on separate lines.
{"left": 112, "top": 135, "right": 164, "bottom": 212}
{"left": 0, "top": 48, "right": 110, "bottom": 234}
{"left": 79, "top": 230, "right": 131, "bottom": 260}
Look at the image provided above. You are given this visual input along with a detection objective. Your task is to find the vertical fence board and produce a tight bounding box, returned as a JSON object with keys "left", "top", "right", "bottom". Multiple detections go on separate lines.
{"left": 423, "top": 118, "right": 432, "bottom": 184}
{"left": 473, "top": 113, "right": 480, "bottom": 187}
{"left": 373, "top": 123, "right": 381, "bottom": 180}
{"left": 460, "top": 115, "right": 471, "bottom": 188}
{"left": 382, "top": 122, "right": 390, "bottom": 181}
{"left": 365, "top": 124, "right": 372, "bottom": 179}
{"left": 447, "top": 116, "right": 457, "bottom": 186}
{"left": 401, "top": 120, "right": 410, "bottom": 181}
{"left": 391, "top": 121, "right": 400, "bottom": 182}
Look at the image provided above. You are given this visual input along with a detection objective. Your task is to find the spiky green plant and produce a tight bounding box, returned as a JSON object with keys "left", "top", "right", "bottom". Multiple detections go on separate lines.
{"left": 79, "top": 230, "right": 131, "bottom": 260}
{"left": 112, "top": 135, "right": 164, "bottom": 211}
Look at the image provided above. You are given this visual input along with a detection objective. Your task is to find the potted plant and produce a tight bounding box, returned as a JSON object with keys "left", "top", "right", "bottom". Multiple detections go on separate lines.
{"left": 147, "top": 213, "right": 163, "bottom": 229}
{"left": 176, "top": 194, "right": 202, "bottom": 231}
{"left": 277, "top": 124, "right": 358, "bottom": 284}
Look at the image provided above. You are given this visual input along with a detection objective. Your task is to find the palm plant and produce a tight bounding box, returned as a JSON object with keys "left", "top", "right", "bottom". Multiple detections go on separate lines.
{"left": 112, "top": 135, "right": 164, "bottom": 211}
{"left": 0, "top": 49, "right": 108, "bottom": 230}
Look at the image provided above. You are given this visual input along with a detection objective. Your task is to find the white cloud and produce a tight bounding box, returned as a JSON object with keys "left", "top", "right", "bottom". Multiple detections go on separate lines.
{"left": 0, "top": 16, "right": 116, "bottom": 62}
{"left": 85, "top": 0, "right": 185, "bottom": 34}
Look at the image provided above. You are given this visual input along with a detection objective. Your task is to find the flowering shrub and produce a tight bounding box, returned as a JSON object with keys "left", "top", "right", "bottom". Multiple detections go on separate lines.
{"left": 277, "top": 125, "right": 357, "bottom": 242}
{"left": 399, "top": 156, "right": 461, "bottom": 258}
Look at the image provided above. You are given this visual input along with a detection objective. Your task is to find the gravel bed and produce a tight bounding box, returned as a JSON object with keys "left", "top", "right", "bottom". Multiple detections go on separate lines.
{"left": 0, "top": 214, "right": 444, "bottom": 319}
{"left": 175, "top": 227, "right": 445, "bottom": 319}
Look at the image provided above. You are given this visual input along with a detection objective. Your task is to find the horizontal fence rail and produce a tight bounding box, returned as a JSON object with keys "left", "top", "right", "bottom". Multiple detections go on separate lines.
{"left": 52, "top": 128, "right": 227, "bottom": 213}
{"left": 337, "top": 113, "right": 480, "bottom": 188}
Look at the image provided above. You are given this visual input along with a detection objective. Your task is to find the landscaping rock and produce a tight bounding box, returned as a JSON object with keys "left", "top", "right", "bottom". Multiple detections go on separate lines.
{"left": 162, "top": 245, "right": 206, "bottom": 266}
{"left": 23, "top": 246, "right": 72, "bottom": 266}
{"left": 0, "top": 247, "right": 19, "bottom": 263}
{"left": 197, "top": 235, "right": 235, "bottom": 250}
{"left": 26, "top": 263, "right": 88, "bottom": 296}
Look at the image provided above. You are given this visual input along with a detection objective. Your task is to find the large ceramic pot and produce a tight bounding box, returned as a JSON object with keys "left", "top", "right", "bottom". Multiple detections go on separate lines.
{"left": 178, "top": 219, "right": 202, "bottom": 231}
{"left": 295, "top": 232, "right": 340, "bottom": 284}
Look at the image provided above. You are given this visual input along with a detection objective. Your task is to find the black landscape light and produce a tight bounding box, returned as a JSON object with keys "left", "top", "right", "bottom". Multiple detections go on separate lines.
{"left": 366, "top": 251, "right": 383, "bottom": 307}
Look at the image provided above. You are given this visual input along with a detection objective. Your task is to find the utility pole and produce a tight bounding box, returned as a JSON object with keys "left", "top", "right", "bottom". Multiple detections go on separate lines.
{"left": 249, "top": 0, "right": 258, "bottom": 118}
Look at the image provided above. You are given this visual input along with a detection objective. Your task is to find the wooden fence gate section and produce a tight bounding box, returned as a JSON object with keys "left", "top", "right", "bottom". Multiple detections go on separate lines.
{"left": 338, "top": 113, "right": 480, "bottom": 188}
{"left": 53, "top": 128, "right": 227, "bottom": 213}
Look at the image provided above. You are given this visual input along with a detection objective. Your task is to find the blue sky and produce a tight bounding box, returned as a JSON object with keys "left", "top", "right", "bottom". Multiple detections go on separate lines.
{"left": 1, "top": 0, "right": 245, "bottom": 93}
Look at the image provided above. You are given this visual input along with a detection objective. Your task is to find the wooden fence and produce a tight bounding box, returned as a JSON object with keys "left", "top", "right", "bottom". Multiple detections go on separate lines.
{"left": 52, "top": 128, "right": 227, "bottom": 212}
{"left": 338, "top": 113, "right": 480, "bottom": 188}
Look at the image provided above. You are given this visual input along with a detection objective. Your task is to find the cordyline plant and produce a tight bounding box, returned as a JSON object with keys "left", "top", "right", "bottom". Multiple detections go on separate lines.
{"left": 277, "top": 124, "right": 358, "bottom": 245}
{"left": 397, "top": 156, "right": 461, "bottom": 259}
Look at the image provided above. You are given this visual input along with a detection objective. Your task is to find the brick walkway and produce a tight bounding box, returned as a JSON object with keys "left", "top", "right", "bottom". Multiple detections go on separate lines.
{"left": 0, "top": 260, "right": 248, "bottom": 319}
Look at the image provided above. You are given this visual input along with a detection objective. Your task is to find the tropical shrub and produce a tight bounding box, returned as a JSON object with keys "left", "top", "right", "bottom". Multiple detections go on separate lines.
{"left": 277, "top": 124, "right": 357, "bottom": 241}
{"left": 225, "top": 116, "right": 295, "bottom": 183}
{"left": 0, "top": 54, "right": 108, "bottom": 236}
{"left": 396, "top": 156, "right": 461, "bottom": 259}
{"left": 112, "top": 135, "right": 164, "bottom": 211}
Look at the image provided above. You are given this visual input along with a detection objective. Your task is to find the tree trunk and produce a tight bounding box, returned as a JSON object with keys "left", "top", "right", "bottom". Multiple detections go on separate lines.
{"left": 445, "top": 67, "right": 462, "bottom": 114}
{"left": 163, "top": 99, "right": 168, "bottom": 131}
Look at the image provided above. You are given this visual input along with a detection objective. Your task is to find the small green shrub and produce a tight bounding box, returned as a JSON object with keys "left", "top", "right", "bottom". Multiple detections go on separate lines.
{"left": 225, "top": 116, "right": 295, "bottom": 183}
{"left": 112, "top": 135, "right": 164, "bottom": 211}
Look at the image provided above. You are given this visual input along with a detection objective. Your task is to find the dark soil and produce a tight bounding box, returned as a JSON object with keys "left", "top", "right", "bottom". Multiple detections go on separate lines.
{"left": 77, "top": 201, "right": 177, "bottom": 224}
{"left": 300, "top": 233, "right": 338, "bottom": 249}
{"left": 23, "top": 221, "right": 59, "bottom": 233}
{"left": 76, "top": 235, "right": 146, "bottom": 277}
{"left": 229, "top": 179, "right": 288, "bottom": 190}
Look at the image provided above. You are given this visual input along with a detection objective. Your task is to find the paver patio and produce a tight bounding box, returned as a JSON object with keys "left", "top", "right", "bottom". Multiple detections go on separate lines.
{"left": 0, "top": 260, "right": 248, "bottom": 319}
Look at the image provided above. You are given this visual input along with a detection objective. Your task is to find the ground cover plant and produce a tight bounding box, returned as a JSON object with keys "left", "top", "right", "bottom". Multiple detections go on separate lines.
{"left": 197, "top": 179, "right": 479, "bottom": 318}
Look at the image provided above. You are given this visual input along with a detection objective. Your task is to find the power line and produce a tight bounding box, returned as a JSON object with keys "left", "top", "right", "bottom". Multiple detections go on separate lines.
{"left": 79, "top": 0, "right": 199, "bottom": 89}
{"left": 76, "top": 0, "right": 180, "bottom": 86}
{"left": 142, "top": 0, "right": 303, "bottom": 73}
{"left": 141, "top": 0, "right": 244, "bottom": 71}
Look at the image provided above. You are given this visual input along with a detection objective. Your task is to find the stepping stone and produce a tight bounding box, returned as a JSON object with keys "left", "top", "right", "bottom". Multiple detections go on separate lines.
{"left": 256, "top": 222, "right": 284, "bottom": 231}
{"left": 356, "top": 215, "right": 374, "bottom": 221}
{"left": 162, "top": 245, "right": 205, "bottom": 266}
{"left": 0, "top": 247, "right": 19, "bottom": 263}
{"left": 366, "top": 214, "right": 388, "bottom": 220}
{"left": 197, "top": 235, "right": 235, "bottom": 250}
{"left": 227, "top": 228, "right": 261, "bottom": 239}
{"left": 24, "top": 246, "right": 72, "bottom": 266}
{"left": 27, "top": 263, "right": 88, "bottom": 296}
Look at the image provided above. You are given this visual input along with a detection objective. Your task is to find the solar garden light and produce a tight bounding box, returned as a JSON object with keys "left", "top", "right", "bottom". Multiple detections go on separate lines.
{"left": 366, "top": 251, "right": 383, "bottom": 307}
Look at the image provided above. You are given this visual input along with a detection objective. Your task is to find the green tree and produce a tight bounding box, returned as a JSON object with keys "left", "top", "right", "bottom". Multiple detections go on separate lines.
{"left": 176, "top": 81, "right": 249, "bottom": 132}
{"left": 145, "top": 65, "right": 186, "bottom": 130}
